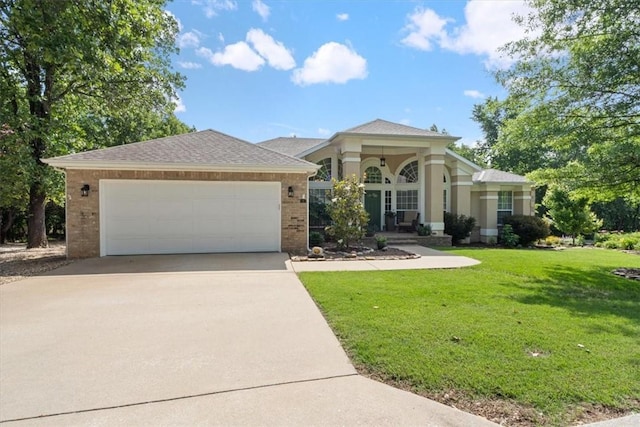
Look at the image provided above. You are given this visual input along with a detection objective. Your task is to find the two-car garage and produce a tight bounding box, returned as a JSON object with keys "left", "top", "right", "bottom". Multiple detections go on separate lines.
{"left": 100, "top": 180, "right": 281, "bottom": 256}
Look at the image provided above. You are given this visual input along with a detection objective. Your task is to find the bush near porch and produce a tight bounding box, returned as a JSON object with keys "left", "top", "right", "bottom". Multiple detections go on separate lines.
{"left": 299, "top": 248, "right": 640, "bottom": 426}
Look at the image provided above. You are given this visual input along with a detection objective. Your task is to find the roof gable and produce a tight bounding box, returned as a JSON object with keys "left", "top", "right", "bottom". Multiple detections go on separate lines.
{"left": 472, "top": 169, "right": 530, "bottom": 184}
{"left": 43, "top": 130, "right": 318, "bottom": 172}
{"left": 341, "top": 119, "right": 452, "bottom": 138}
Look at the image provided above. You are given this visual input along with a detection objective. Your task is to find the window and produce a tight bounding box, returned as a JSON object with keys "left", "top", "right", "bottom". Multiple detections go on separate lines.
{"left": 396, "top": 190, "right": 418, "bottom": 210}
{"left": 364, "top": 166, "right": 382, "bottom": 183}
{"left": 497, "top": 191, "right": 513, "bottom": 225}
{"left": 338, "top": 160, "right": 343, "bottom": 180}
{"left": 385, "top": 190, "right": 392, "bottom": 213}
{"left": 309, "top": 188, "right": 332, "bottom": 227}
{"left": 397, "top": 161, "right": 419, "bottom": 183}
{"left": 310, "top": 158, "right": 332, "bottom": 181}
{"left": 443, "top": 189, "right": 447, "bottom": 212}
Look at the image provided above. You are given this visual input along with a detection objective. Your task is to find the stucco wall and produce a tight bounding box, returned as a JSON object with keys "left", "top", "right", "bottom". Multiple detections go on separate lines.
{"left": 65, "top": 169, "right": 309, "bottom": 258}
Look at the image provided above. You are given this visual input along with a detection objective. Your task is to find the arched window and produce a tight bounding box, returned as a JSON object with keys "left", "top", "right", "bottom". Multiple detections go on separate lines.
{"left": 397, "top": 161, "right": 419, "bottom": 183}
{"left": 364, "top": 166, "right": 382, "bottom": 183}
{"left": 310, "top": 158, "right": 332, "bottom": 181}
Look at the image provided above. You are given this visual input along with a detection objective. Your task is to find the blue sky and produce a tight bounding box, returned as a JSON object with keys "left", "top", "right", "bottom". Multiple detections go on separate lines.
{"left": 166, "top": 0, "right": 531, "bottom": 146}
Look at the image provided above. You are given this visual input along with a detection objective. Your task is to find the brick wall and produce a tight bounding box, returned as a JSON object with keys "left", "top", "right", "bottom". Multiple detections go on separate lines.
{"left": 65, "top": 169, "right": 309, "bottom": 258}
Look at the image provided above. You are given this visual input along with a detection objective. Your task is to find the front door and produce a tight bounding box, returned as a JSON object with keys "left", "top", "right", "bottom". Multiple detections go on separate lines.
{"left": 364, "top": 190, "right": 382, "bottom": 231}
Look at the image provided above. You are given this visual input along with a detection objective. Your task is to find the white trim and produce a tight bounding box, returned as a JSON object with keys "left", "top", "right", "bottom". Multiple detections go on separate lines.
{"left": 43, "top": 160, "right": 318, "bottom": 174}
{"left": 342, "top": 156, "right": 361, "bottom": 163}
{"left": 429, "top": 222, "right": 445, "bottom": 231}
{"left": 452, "top": 181, "right": 473, "bottom": 186}
{"left": 480, "top": 228, "right": 499, "bottom": 236}
{"left": 445, "top": 148, "right": 483, "bottom": 172}
{"left": 424, "top": 159, "right": 446, "bottom": 165}
{"left": 515, "top": 195, "right": 532, "bottom": 200}
{"left": 480, "top": 195, "right": 499, "bottom": 200}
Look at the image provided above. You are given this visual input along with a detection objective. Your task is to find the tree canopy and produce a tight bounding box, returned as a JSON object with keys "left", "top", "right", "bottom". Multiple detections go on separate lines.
{"left": 1, "top": 0, "right": 189, "bottom": 246}
{"left": 494, "top": 0, "right": 640, "bottom": 202}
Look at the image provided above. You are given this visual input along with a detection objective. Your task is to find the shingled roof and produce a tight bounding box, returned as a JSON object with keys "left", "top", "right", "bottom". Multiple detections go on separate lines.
{"left": 340, "top": 119, "right": 453, "bottom": 138}
{"left": 43, "top": 130, "right": 318, "bottom": 172}
{"left": 257, "top": 137, "right": 326, "bottom": 157}
{"left": 472, "top": 169, "right": 530, "bottom": 184}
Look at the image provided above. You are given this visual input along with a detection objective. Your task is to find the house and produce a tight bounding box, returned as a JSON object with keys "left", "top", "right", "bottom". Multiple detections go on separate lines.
{"left": 43, "top": 119, "right": 534, "bottom": 258}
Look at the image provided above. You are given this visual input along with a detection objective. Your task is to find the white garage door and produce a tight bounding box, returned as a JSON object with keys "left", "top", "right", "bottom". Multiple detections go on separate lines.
{"left": 100, "top": 180, "right": 281, "bottom": 256}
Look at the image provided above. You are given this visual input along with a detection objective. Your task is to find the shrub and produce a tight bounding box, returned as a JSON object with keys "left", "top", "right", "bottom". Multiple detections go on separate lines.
{"left": 500, "top": 224, "right": 520, "bottom": 248}
{"left": 619, "top": 237, "right": 638, "bottom": 250}
{"left": 545, "top": 235, "right": 562, "bottom": 246}
{"left": 309, "top": 231, "right": 324, "bottom": 247}
{"left": 416, "top": 224, "right": 432, "bottom": 236}
{"left": 503, "top": 215, "right": 550, "bottom": 246}
{"left": 375, "top": 235, "right": 387, "bottom": 249}
{"left": 444, "top": 213, "right": 476, "bottom": 244}
{"left": 575, "top": 234, "right": 586, "bottom": 247}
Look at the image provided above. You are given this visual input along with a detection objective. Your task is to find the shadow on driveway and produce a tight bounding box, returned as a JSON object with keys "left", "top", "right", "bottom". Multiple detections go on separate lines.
{"left": 44, "top": 252, "right": 290, "bottom": 276}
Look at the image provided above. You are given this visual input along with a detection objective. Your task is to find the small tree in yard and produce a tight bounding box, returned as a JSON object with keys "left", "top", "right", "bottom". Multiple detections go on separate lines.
{"left": 544, "top": 187, "right": 603, "bottom": 245}
{"left": 325, "top": 175, "right": 369, "bottom": 250}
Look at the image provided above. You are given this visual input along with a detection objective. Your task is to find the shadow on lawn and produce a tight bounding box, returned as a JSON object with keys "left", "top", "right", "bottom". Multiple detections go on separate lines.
{"left": 515, "top": 264, "right": 640, "bottom": 324}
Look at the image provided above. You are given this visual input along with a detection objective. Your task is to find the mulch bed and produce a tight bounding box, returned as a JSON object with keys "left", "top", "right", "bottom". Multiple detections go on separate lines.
{"left": 291, "top": 246, "right": 419, "bottom": 262}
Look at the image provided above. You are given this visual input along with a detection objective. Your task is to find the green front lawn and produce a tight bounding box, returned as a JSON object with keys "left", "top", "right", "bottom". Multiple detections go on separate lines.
{"left": 299, "top": 248, "right": 640, "bottom": 426}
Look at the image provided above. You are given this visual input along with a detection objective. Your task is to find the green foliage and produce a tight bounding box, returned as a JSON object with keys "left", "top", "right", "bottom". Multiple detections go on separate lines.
{"left": 595, "top": 232, "right": 640, "bottom": 250}
{"left": 416, "top": 224, "right": 432, "bottom": 236}
{"left": 375, "top": 235, "right": 387, "bottom": 250}
{"left": 325, "top": 175, "right": 369, "bottom": 250}
{"left": 544, "top": 187, "right": 603, "bottom": 244}
{"left": 309, "top": 231, "right": 324, "bottom": 247}
{"left": 300, "top": 249, "right": 640, "bottom": 424}
{"left": 1, "top": 0, "right": 189, "bottom": 246}
{"left": 495, "top": 0, "right": 640, "bottom": 201}
{"left": 592, "top": 198, "right": 640, "bottom": 232}
{"left": 503, "top": 215, "right": 550, "bottom": 246}
{"left": 544, "top": 235, "right": 562, "bottom": 246}
{"left": 444, "top": 212, "right": 476, "bottom": 244}
{"left": 500, "top": 224, "right": 520, "bottom": 248}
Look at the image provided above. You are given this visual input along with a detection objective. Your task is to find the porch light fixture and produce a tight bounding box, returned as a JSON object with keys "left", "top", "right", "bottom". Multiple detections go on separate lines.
{"left": 380, "top": 146, "right": 386, "bottom": 167}
{"left": 81, "top": 184, "right": 90, "bottom": 197}
{"left": 288, "top": 186, "right": 294, "bottom": 197}
{"left": 300, "top": 193, "right": 306, "bottom": 203}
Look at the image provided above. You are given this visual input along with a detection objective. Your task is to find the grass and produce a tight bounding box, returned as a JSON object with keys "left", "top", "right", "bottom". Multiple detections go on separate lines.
{"left": 298, "top": 248, "right": 640, "bottom": 425}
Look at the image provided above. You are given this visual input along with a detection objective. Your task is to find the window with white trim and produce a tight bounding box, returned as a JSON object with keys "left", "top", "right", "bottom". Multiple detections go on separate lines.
{"left": 497, "top": 191, "right": 513, "bottom": 225}
{"left": 397, "top": 161, "right": 419, "bottom": 183}
{"left": 396, "top": 190, "right": 418, "bottom": 210}
{"left": 310, "top": 158, "right": 332, "bottom": 181}
{"left": 364, "top": 166, "right": 382, "bottom": 183}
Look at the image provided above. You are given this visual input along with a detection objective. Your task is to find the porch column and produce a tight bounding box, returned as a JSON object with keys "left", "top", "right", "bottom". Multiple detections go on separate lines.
{"left": 514, "top": 190, "right": 533, "bottom": 216}
{"left": 479, "top": 190, "right": 498, "bottom": 243}
{"left": 424, "top": 154, "right": 445, "bottom": 235}
{"left": 341, "top": 151, "right": 361, "bottom": 179}
{"left": 451, "top": 171, "right": 472, "bottom": 216}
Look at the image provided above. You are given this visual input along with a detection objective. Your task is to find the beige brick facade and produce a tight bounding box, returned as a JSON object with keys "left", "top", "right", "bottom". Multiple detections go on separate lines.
{"left": 65, "top": 169, "right": 309, "bottom": 258}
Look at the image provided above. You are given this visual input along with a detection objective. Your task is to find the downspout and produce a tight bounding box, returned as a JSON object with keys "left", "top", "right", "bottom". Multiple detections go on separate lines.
{"left": 306, "top": 170, "right": 318, "bottom": 252}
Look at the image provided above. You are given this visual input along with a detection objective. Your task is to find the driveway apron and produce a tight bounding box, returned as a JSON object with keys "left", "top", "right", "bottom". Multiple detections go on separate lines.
{"left": 1, "top": 253, "right": 496, "bottom": 426}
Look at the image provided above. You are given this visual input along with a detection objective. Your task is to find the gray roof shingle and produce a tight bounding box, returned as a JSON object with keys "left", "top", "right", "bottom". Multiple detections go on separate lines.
{"left": 341, "top": 119, "right": 452, "bottom": 137}
{"left": 472, "top": 169, "right": 530, "bottom": 184}
{"left": 44, "top": 129, "right": 317, "bottom": 171}
{"left": 257, "top": 137, "right": 326, "bottom": 157}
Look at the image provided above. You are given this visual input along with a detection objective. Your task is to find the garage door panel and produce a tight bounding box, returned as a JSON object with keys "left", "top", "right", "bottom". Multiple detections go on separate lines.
{"left": 102, "top": 180, "right": 281, "bottom": 255}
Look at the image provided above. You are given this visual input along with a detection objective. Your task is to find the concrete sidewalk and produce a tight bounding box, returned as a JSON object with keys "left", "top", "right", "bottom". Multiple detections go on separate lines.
{"left": 289, "top": 245, "right": 480, "bottom": 272}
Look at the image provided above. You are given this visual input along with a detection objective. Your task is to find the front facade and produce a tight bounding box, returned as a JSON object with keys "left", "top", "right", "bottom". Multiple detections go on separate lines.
{"left": 45, "top": 119, "right": 534, "bottom": 259}
{"left": 260, "top": 119, "right": 534, "bottom": 243}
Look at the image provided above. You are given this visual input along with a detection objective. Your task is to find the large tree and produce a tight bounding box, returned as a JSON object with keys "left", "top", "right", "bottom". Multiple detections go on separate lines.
{"left": 495, "top": 0, "right": 640, "bottom": 201}
{"left": 1, "top": 0, "right": 185, "bottom": 247}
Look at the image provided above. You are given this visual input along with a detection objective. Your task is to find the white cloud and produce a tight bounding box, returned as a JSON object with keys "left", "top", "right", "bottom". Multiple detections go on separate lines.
{"left": 164, "top": 10, "right": 182, "bottom": 31}
{"left": 337, "top": 13, "right": 349, "bottom": 21}
{"left": 252, "top": 0, "right": 270, "bottom": 21}
{"left": 318, "top": 128, "right": 331, "bottom": 136}
{"left": 463, "top": 89, "right": 485, "bottom": 99}
{"left": 401, "top": 1, "right": 532, "bottom": 68}
{"left": 173, "top": 95, "right": 186, "bottom": 113}
{"left": 218, "top": 32, "right": 225, "bottom": 43}
{"left": 400, "top": 118, "right": 411, "bottom": 125}
{"left": 177, "top": 31, "right": 201, "bottom": 49}
{"left": 193, "top": 0, "right": 237, "bottom": 18}
{"left": 198, "top": 42, "right": 265, "bottom": 71}
{"left": 292, "top": 42, "right": 367, "bottom": 86}
{"left": 246, "top": 28, "right": 295, "bottom": 70}
{"left": 178, "top": 61, "right": 203, "bottom": 69}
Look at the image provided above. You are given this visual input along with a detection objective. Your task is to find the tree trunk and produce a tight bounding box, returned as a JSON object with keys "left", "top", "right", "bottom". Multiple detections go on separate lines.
{"left": 0, "top": 209, "right": 16, "bottom": 245}
{"left": 26, "top": 183, "right": 48, "bottom": 248}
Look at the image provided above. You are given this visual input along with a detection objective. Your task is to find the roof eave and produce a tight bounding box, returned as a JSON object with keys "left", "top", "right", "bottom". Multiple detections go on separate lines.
{"left": 445, "top": 149, "right": 483, "bottom": 172}
{"left": 331, "top": 131, "right": 460, "bottom": 142}
{"left": 42, "top": 159, "right": 319, "bottom": 174}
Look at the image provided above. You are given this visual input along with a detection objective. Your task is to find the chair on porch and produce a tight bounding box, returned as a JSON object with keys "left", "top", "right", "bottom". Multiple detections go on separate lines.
{"left": 398, "top": 210, "right": 419, "bottom": 232}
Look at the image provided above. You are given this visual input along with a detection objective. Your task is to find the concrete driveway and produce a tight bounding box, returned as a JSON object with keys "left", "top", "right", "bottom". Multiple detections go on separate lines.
{"left": 1, "top": 253, "right": 496, "bottom": 426}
